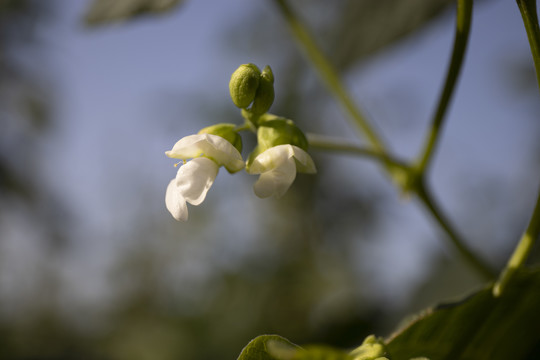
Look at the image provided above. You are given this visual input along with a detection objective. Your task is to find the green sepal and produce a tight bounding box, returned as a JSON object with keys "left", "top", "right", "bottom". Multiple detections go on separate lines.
{"left": 229, "top": 63, "right": 261, "bottom": 109}
{"left": 241, "top": 108, "right": 260, "bottom": 129}
{"left": 257, "top": 117, "right": 309, "bottom": 152}
{"left": 245, "top": 145, "right": 262, "bottom": 172}
{"left": 198, "top": 123, "right": 243, "bottom": 153}
{"left": 245, "top": 117, "right": 308, "bottom": 172}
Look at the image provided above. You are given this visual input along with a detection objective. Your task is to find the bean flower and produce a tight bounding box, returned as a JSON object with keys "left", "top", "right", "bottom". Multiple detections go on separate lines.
{"left": 165, "top": 133, "right": 244, "bottom": 221}
{"left": 247, "top": 144, "right": 316, "bottom": 198}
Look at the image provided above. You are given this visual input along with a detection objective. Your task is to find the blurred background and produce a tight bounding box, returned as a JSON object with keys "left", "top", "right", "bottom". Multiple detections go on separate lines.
{"left": 1, "top": 0, "right": 539, "bottom": 359}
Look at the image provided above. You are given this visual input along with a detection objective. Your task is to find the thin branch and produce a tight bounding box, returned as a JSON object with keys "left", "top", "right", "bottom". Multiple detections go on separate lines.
{"left": 307, "top": 133, "right": 408, "bottom": 170}
{"left": 415, "top": 0, "right": 473, "bottom": 175}
{"left": 308, "top": 134, "right": 496, "bottom": 281}
{"left": 416, "top": 180, "right": 496, "bottom": 281}
{"left": 516, "top": 0, "right": 540, "bottom": 93}
{"left": 494, "top": 182, "right": 540, "bottom": 296}
{"left": 493, "top": 0, "right": 540, "bottom": 296}
{"left": 272, "top": 0, "right": 387, "bottom": 152}
{"left": 273, "top": 0, "right": 491, "bottom": 280}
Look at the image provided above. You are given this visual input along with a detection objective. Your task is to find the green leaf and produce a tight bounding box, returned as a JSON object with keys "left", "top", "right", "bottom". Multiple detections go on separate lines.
{"left": 386, "top": 268, "right": 540, "bottom": 360}
{"left": 328, "top": 0, "right": 455, "bottom": 70}
{"left": 237, "top": 335, "right": 385, "bottom": 360}
{"left": 84, "top": 0, "right": 184, "bottom": 26}
{"left": 237, "top": 335, "right": 300, "bottom": 360}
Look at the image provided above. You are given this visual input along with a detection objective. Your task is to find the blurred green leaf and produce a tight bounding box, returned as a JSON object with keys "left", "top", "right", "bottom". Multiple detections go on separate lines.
{"left": 84, "top": 0, "right": 184, "bottom": 25}
{"left": 328, "top": 0, "right": 454, "bottom": 69}
{"left": 237, "top": 335, "right": 391, "bottom": 360}
{"left": 386, "top": 268, "right": 540, "bottom": 360}
{"left": 237, "top": 335, "right": 300, "bottom": 360}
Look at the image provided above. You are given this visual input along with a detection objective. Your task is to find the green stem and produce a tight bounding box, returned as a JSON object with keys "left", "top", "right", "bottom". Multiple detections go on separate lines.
{"left": 415, "top": 179, "right": 496, "bottom": 280}
{"left": 235, "top": 123, "right": 255, "bottom": 132}
{"left": 309, "top": 134, "right": 495, "bottom": 280}
{"left": 274, "top": 0, "right": 491, "bottom": 280}
{"left": 307, "top": 133, "right": 408, "bottom": 171}
{"left": 415, "top": 0, "right": 473, "bottom": 175}
{"left": 516, "top": 0, "right": 540, "bottom": 93}
{"left": 272, "top": 0, "right": 387, "bottom": 152}
{"left": 493, "top": 0, "right": 540, "bottom": 296}
{"left": 494, "top": 183, "right": 540, "bottom": 296}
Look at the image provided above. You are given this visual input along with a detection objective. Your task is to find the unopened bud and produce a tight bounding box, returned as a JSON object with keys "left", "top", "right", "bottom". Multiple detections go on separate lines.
{"left": 257, "top": 117, "right": 308, "bottom": 152}
{"left": 350, "top": 335, "right": 389, "bottom": 360}
{"left": 250, "top": 66, "right": 275, "bottom": 115}
{"left": 229, "top": 64, "right": 261, "bottom": 109}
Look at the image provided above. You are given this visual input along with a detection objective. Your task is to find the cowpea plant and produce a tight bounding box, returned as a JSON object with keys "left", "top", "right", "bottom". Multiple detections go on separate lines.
{"left": 87, "top": 0, "right": 540, "bottom": 359}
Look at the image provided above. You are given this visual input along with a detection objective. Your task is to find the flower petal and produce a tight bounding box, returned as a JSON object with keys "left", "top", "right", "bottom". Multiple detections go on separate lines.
{"left": 175, "top": 157, "right": 219, "bottom": 205}
{"left": 290, "top": 146, "right": 317, "bottom": 174}
{"left": 165, "top": 179, "right": 188, "bottom": 221}
{"left": 166, "top": 133, "right": 244, "bottom": 173}
{"left": 253, "top": 157, "right": 296, "bottom": 198}
{"left": 247, "top": 144, "right": 294, "bottom": 174}
{"left": 165, "top": 134, "right": 206, "bottom": 159}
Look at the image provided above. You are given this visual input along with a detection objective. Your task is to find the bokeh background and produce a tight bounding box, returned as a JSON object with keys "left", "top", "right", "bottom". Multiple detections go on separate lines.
{"left": 1, "top": 0, "right": 539, "bottom": 359}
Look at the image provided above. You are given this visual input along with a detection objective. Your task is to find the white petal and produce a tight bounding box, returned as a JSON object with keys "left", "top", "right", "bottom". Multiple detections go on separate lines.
{"left": 175, "top": 157, "right": 219, "bottom": 205}
{"left": 247, "top": 144, "right": 294, "bottom": 174}
{"left": 165, "top": 134, "right": 244, "bottom": 172}
{"left": 290, "top": 146, "right": 317, "bottom": 174}
{"left": 253, "top": 157, "right": 296, "bottom": 198}
{"left": 165, "top": 179, "right": 188, "bottom": 221}
{"left": 165, "top": 134, "right": 207, "bottom": 159}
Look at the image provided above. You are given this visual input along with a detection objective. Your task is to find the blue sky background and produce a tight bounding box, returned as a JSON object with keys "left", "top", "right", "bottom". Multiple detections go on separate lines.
{"left": 4, "top": 0, "right": 539, "bottom": 324}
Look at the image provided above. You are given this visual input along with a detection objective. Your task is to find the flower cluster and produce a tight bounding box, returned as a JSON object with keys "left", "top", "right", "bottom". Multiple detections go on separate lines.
{"left": 165, "top": 64, "right": 316, "bottom": 221}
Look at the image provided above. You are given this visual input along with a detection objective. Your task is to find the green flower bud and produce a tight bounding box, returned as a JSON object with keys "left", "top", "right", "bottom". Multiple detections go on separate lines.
{"left": 261, "top": 65, "right": 274, "bottom": 84}
{"left": 198, "top": 123, "right": 242, "bottom": 153}
{"left": 250, "top": 65, "right": 275, "bottom": 115}
{"left": 350, "top": 335, "right": 389, "bottom": 360}
{"left": 229, "top": 64, "right": 261, "bottom": 109}
{"left": 244, "top": 117, "right": 308, "bottom": 171}
{"left": 256, "top": 117, "right": 308, "bottom": 152}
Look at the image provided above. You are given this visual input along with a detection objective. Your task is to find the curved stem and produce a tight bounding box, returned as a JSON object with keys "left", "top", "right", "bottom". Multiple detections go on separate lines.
{"left": 274, "top": 0, "right": 490, "bottom": 280}
{"left": 309, "top": 133, "right": 496, "bottom": 280}
{"left": 493, "top": 0, "right": 540, "bottom": 296}
{"left": 415, "top": 179, "right": 496, "bottom": 280}
{"left": 494, "top": 182, "right": 540, "bottom": 296}
{"left": 516, "top": 0, "right": 540, "bottom": 93}
{"left": 235, "top": 123, "right": 255, "bottom": 132}
{"left": 307, "top": 133, "right": 408, "bottom": 171}
{"left": 415, "top": 0, "right": 473, "bottom": 175}
{"left": 272, "top": 0, "right": 387, "bottom": 152}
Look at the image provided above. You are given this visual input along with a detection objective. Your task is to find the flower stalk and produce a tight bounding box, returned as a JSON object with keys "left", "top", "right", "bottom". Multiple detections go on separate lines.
{"left": 308, "top": 133, "right": 496, "bottom": 280}
{"left": 273, "top": 0, "right": 493, "bottom": 280}
{"left": 516, "top": 0, "right": 540, "bottom": 94}
{"left": 493, "top": 0, "right": 540, "bottom": 296}
{"left": 306, "top": 133, "right": 408, "bottom": 171}
{"left": 415, "top": 180, "right": 496, "bottom": 280}
{"left": 415, "top": 0, "right": 473, "bottom": 176}
{"left": 271, "top": 0, "right": 387, "bottom": 153}
{"left": 494, "top": 183, "right": 540, "bottom": 296}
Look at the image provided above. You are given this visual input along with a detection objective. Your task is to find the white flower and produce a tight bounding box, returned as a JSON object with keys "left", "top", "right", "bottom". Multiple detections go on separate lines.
{"left": 165, "top": 134, "right": 244, "bottom": 173}
{"left": 165, "top": 134, "right": 244, "bottom": 221}
{"left": 247, "top": 144, "right": 316, "bottom": 198}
